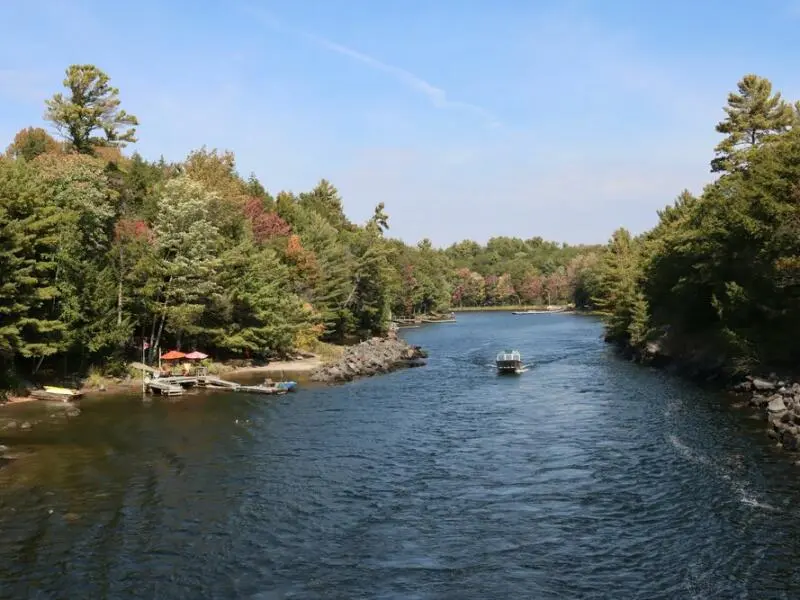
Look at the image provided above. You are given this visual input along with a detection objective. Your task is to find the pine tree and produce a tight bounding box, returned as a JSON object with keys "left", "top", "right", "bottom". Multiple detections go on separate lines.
{"left": 211, "top": 241, "right": 310, "bottom": 357}
{"left": 45, "top": 64, "right": 138, "bottom": 154}
{"left": 298, "top": 179, "right": 352, "bottom": 231}
{"left": 0, "top": 158, "right": 65, "bottom": 369}
{"left": 627, "top": 290, "right": 651, "bottom": 349}
{"left": 594, "top": 228, "right": 644, "bottom": 344}
{"left": 711, "top": 74, "right": 794, "bottom": 173}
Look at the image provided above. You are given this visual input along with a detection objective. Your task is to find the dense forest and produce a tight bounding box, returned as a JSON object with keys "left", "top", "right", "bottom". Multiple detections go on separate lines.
{"left": 0, "top": 64, "right": 599, "bottom": 389}
{"left": 593, "top": 74, "right": 800, "bottom": 377}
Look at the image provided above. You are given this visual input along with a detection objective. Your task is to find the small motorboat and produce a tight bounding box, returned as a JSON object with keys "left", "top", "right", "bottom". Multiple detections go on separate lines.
{"left": 237, "top": 384, "right": 288, "bottom": 396}
{"left": 496, "top": 350, "right": 526, "bottom": 374}
{"left": 275, "top": 380, "right": 297, "bottom": 392}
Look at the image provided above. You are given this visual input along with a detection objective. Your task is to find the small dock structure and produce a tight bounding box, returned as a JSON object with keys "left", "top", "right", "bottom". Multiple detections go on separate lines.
{"left": 146, "top": 380, "right": 185, "bottom": 396}
{"left": 145, "top": 373, "right": 242, "bottom": 395}
{"left": 144, "top": 362, "right": 298, "bottom": 397}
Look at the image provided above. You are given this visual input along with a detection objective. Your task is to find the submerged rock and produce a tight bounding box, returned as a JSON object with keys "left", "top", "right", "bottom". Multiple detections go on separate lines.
{"left": 311, "top": 336, "right": 428, "bottom": 384}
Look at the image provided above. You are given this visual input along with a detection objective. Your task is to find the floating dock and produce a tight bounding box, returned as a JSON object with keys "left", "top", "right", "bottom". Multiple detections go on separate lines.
{"left": 146, "top": 380, "right": 185, "bottom": 396}
{"left": 145, "top": 375, "right": 242, "bottom": 395}
{"left": 144, "top": 375, "right": 296, "bottom": 396}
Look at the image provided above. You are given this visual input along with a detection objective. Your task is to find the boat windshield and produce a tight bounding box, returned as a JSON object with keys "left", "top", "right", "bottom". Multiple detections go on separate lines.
{"left": 496, "top": 351, "right": 521, "bottom": 361}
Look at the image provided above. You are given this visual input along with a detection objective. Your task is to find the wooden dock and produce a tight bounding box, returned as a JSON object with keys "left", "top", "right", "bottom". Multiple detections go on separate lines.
{"left": 145, "top": 375, "right": 242, "bottom": 395}
{"left": 144, "top": 373, "right": 296, "bottom": 398}
{"left": 199, "top": 376, "right": 240, "bottom": 389}
{"left": 146, "top": 380, "right": 185, "bottom": 396}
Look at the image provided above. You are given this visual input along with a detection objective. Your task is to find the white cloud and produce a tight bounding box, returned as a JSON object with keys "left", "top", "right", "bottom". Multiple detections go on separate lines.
{"left": 242, "top": 6, "right": 502, "bottom": 129}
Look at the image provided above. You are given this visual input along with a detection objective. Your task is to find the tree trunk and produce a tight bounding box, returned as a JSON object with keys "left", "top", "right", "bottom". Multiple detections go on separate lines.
{"left": 117, "top": 246, "right": 124, "bottom": 326}
{"left": 147, "top": 318, "right": 157, "bottom": 364}
{"left": 149, "top": 276, "right": 173, "bottom": 363}
{"left": 153, "top": 308, "right": 167, "bottom": 359}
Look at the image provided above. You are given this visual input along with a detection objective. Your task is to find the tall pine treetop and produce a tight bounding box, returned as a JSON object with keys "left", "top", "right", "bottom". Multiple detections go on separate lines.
{"left": 711, "top": 74, "right": 794, "bottom": 173}
{"left": 45, "top": 64, "right": 139, "bottom": 155}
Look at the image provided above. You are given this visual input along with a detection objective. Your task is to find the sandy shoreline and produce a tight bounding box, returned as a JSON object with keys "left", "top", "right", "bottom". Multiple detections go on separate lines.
{"left": 3, "top": 396, "right": 38, "bottom": 406}
{"left": 1, "top": 357, "right": 327, "bottom": 405}
{"left": 232, "top": 357, "right": 324, "bottom": 374}
{"left": 80, "top": 357, "right": 325, "bottom": 396}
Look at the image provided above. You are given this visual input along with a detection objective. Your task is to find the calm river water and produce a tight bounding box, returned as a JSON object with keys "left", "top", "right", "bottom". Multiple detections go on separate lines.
{"left": 2, "top": 312, "right": 800, "bottom": 599}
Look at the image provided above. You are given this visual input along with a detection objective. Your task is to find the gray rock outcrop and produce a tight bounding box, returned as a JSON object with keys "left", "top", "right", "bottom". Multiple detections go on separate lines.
{"left": 311, "top": 337, "right": 428, "bottom": 384}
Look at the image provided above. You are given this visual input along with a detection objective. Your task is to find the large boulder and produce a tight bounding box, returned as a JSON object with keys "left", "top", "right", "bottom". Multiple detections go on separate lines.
{"left": 752, "top": 377, "right": 777, "bottom": 392}
{"left": 768, "top": 397, "right": 787, "bottom": 414}
{"left": 311, "top": 337, "right": 428, "bottom": 384}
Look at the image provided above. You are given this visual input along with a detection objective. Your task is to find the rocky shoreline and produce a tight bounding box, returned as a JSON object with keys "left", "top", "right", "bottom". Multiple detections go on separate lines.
{"left": 728, "top": 376, "right": 800, "bottom": 452}
{"left": 608, "top": 332, "right": 800, "bottom": 453}
{"left": 310, "top": 335, "right": 428, "bottom": 384}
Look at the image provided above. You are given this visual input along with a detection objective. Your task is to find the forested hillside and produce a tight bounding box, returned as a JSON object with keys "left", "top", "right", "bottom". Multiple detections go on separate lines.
{"left": 592, "top": 74, "right": 800, "bottom": 376}
{"left": 0, "top": 64, "right": 600, "bottom": 388}
{"left": 4, "top": 64, "right": 795, "bottom": 388}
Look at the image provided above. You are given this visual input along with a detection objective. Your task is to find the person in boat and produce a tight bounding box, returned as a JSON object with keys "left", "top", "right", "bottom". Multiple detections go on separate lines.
{"left": 263, "top": 377, "right": 274, "bottom": 386}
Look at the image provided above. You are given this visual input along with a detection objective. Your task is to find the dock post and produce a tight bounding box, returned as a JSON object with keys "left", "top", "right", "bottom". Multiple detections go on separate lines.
{"left": 141, "top": 338, "right": 148, "bottom": 398}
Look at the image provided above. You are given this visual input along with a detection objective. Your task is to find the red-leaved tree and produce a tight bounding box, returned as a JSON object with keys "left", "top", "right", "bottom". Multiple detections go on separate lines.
{"left": 243, "top": 197, "right": 291, "bottom": 244}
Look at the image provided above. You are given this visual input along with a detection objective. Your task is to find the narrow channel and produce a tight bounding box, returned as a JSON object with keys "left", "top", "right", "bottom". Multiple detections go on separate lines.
{"left": 2, "top": 312, "right": 799, "bottom": 598}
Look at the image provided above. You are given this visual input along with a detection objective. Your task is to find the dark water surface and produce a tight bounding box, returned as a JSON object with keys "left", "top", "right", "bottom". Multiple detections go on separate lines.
{"left": 2, "top": 313, "right": 800, "bottom": 599}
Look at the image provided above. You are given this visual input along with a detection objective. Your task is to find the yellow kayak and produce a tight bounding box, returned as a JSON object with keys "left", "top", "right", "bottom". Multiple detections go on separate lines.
{"left": 43, "top": 386, "right": 81, "bottom": 396}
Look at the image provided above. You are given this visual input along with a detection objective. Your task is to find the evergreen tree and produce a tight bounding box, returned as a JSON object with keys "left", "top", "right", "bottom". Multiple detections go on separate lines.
{"left": 45, "top": 64, "right": 138, "bottom": 154}
{"left": 711, "top": 74, "right": 794, "bottom": 173}
{"left": 0, "top": 158, "right": 65, "bottom": 370}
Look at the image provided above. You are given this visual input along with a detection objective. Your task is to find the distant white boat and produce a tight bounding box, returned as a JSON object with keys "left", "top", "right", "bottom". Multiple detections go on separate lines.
{"left": 512, "top": 306, "right": 570, "bottom": 315}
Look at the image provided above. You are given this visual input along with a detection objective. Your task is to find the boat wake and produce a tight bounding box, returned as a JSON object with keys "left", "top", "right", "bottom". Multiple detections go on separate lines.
{"left": 667, "top": 434, "right": 778, "bottom": 512}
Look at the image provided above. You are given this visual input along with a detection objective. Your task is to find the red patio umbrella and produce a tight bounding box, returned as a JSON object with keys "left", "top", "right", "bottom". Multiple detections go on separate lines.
{"left": 160, "top": 350, "right": 186, "bottom": 360}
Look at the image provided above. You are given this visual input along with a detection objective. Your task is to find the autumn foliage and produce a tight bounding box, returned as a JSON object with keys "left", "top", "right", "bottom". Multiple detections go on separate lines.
{"left": 284, "top": 234, "right": 318, "bottom": 278}
{"left": 243, "top": 198, "right": 291, "bottom": 243}
{"left": 114, "top": 218, "right": 153, "bottom": 243}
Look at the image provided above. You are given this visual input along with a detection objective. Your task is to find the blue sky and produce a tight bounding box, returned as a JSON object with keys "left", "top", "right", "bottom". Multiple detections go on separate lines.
{"left": 1, "top": 0, "right": 799, "bottom": 247}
